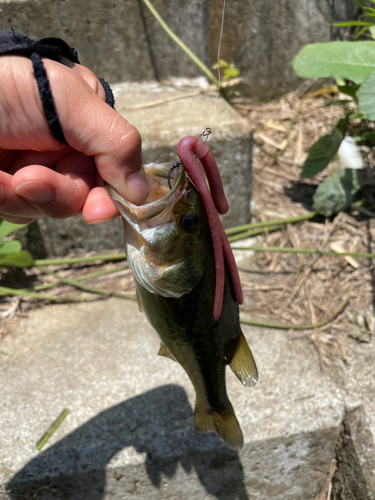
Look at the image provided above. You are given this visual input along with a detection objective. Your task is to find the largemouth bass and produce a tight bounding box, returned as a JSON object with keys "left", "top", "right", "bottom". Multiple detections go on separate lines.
{"left": 107, "top": 136, "right": 258, "bottom": 449}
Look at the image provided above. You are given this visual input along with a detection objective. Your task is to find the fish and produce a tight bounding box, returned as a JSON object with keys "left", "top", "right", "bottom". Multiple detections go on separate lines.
{"left": 107, "top": 135, "right": 258, "bottom": 449}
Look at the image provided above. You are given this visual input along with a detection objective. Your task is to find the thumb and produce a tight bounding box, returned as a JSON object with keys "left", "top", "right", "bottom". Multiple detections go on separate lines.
{"left": 44, "top": 59, "right": 149, "bottom": 205}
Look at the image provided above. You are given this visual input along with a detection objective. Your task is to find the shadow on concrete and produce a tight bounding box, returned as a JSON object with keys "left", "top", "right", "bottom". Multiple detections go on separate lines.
{"left": 7, "top": 385, "right": 249, "bottom": 500}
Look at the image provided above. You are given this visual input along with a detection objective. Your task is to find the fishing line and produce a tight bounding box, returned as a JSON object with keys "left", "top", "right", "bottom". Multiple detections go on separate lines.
{"left": 169, "top": 0, "right": 227, "bottom": 187}
{"left": 206, "top": 0, "right": 226, "bottom": 135}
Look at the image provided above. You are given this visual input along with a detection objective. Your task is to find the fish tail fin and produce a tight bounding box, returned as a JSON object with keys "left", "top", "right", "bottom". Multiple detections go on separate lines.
{"left": 229, "top": 330, "right": 258, "bottom": 388}
{"left": 194, "top": 404, "right": 244, "bottom": 450}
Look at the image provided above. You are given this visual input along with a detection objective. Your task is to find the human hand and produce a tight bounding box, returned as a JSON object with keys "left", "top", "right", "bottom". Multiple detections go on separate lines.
{"left": 0, "top": 55, "right": 149, "bottom": 224}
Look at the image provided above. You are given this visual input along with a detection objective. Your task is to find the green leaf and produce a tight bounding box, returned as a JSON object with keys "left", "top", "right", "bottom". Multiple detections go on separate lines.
{"left": 212, "top": 59, "right": 229, "bottom": 70}
{"left": 292, "top": 42, "right": 375, "bottom": 84}
{"left": 313, "top": 169, "right": 361, "bottom": 217}
{"left": 370, "top": 26, "right": 375, "bottom": 38}
{"left": 335, "top": 114, "right": 350, "bottom": 136}
{"left": 357, "top": 69, "right": 375, "bottom": 119}
{"left": 354, "top": 130, "right": 375, "bottom": 143}
{"left": 362, "top": 7, "right": 375, "bottom": 16}
{"left": 333, "top": 21, "right": 373, "bottom": 27}
{"left": 301, "top": 129, "right": 343, "bottom": 178}
{"left": 0, "top": 251, "right": 34, "bottom": 268}
{"left": 223, "top": 66, "right": 240, "bottom": 81}
{"left": 337, "top": 84, "right": 359, "bottom": 98}
{"left": 353, "top": 26, "right": 373, "bottom": 40}
{"left": 354, "top": 0, "right": 370, "bottom": 7}
{"left": 0, "top": 241, "right": 22, "bottom": 254}
{"left": 0, "top": 220, "right": 29, "bottom": 237}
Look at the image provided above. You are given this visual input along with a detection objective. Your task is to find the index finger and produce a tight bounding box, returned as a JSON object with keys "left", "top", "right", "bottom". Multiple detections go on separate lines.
{"left": 42, "top": 59, "right": 149, "bottom": 205}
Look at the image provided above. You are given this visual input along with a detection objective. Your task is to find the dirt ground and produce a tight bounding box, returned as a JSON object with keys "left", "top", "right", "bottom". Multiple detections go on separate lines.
{"left": 233, "top": 85, "right": 375, "bottom": 367}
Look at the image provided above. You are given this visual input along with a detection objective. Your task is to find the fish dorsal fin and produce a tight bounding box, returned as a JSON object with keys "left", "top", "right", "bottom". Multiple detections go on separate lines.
{"left": 136, "top": 289, "right": 143, "bottom": 313}
{"left": 229, "top": 331, "right": 258, "bottom": 388}
{"left": 158, "top": 343, "right": 176, "bottom": 361}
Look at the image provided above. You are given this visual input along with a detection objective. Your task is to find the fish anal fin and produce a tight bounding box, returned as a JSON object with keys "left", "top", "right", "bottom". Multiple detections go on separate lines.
{"left": 158, "top": 343, "right": 175, "bottom": 361}
{"left": 229, "top": 331, "right": 258, "bottom": 388}
{"left": 136, "top": 289, "right": 143, "bottom": 313}
{"left": 194, "top": 405, "right": 244, "bottom": 450}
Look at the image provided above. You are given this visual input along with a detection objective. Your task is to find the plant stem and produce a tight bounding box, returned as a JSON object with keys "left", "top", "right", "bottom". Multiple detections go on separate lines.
{"left": 35, "top": 253, "right": 126, "bottom": 266}
{"left": 227, "top": 225, "right": 282, "bottom": 242}
{"left": 36, "top": 409, "right": 70, "bottom": 451}
{"left": 225, "top": 212, "right": 318, "bottom": 236}
{"left": 33, "top": 265, "right": 127, "bottom": 292}
{"left": 36, "top": 265, "right": 135, "bottom": 301}
{"left": 231, "top": 245, "right": 375, "bottom": 259}
{"left": 240, "top": 285, "right": 352, "bottom": 330}
{"left": 0, "top": 286, "right": 98, "bottom": 302}
{"left": 141, "top": 0, "right": 226, "bottom": 98}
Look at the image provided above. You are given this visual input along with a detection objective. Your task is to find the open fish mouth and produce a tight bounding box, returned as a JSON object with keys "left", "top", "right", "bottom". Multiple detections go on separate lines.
{"left": 106, "top": 162, "right": 196, "bottom": 298}
{"left": 106, "top": 162, "right": 187, "bottom": 224}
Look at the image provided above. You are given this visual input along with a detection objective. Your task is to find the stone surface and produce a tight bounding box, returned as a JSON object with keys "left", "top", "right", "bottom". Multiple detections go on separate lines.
{"left": 140, "top": 0, "right": 210, "bottom": 80}
{"left": 0, "top": 298, "right": 339, "bottom": 499}
{"left": 0, "top": 0, "right": 155, "bottom": 83}
{"left": 0, "top": 0, "right": 356, "bottom": 98}
{"left": 24, "top": 80, "right": 252, "bottom": 257}
{"left": 1, "top": 261, "right": 375, "bottom": 498}
{"left": 208, "top": 0, "right": 358, "bottom": 99}
{"left": 333, "top": 406, "right": 375, "bottom": 499}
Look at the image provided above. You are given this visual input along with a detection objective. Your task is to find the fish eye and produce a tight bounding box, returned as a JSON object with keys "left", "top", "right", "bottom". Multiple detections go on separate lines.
{"left": 179, "top": 213, "right": 199, "bottom": 233}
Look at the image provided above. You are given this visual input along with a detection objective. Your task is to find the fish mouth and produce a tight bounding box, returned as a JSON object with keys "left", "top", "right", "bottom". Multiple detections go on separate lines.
{"left": 106, "top": 162, "right": 187, "bottom": 224}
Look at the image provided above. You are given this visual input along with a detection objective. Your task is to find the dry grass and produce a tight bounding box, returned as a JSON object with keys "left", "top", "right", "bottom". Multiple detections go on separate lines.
{"left": 233, "top": 86, "right": 375, "bottom": 367}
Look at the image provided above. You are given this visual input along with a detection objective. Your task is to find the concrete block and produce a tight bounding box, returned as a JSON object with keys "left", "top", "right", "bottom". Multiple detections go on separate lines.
{"left": 1, "top": 247, "right": 375, "bottom": 498}
{"left": 0, "top": 0, "right": 155, "bottom": 83}
{"left": 333, "top": 406, "right": 375, "bottom": 499}
{"left": 208, "top": 0, "right": 358, "bottom": 99}
{"left": 24, "top": 80, "right": 252, "bottom": 256}
{"left": 0, "top": 298, "right": 341, "bottom": 499}
{"left": 0, "top": 0, "right": 357, "bottom": 97}
{"left": 140, "top": 0, "right": 210, "bottom": 80}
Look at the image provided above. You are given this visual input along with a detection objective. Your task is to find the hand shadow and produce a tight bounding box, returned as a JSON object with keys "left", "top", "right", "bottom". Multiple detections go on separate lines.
{"left": 7, "top": 384, "right": 249, "bottom": 500}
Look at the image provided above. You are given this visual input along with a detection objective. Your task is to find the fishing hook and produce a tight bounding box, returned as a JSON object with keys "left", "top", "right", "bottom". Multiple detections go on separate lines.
{"left": 168, "top": 127, "right": 211, "bottom": 190}
{"left": 167, "top": 161, "right": 182, "bottom": 190}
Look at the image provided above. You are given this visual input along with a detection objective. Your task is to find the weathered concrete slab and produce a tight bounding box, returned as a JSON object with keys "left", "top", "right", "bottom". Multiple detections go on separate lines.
{"left": 1, "top": 271, "right": 374, "bottom": 499}
{"left": 0, "top": 0, "right": 155, "bottom": 83}
{"left": 24, "top": 80, "right": 252, "bottom": 257}
{"left": 333, "top": 406, "right": 375, "bottom": 499}
{"left": 1, "top": 0, "right": 356, "bottom": 100}
{"left": 208, "top": 0, "right": 358, "bottom": 99}
{"left": 140, "top": 0, "right": 210, "bottom": 80}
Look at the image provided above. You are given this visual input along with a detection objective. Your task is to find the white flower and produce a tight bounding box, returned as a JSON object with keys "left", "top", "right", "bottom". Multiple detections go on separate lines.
{"left": 337, "top": 136, "right": 364, "bottom": 170}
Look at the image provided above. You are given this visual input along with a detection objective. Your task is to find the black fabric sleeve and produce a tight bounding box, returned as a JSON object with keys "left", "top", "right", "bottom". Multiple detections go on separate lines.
{"left": 0, "top": 30, "right": 115, "bottom": 145}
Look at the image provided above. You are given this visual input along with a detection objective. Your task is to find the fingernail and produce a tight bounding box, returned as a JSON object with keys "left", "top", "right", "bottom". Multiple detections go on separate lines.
{"left": 126, "top": 170, "right": 149, "bottom": 205}
{"left": 87, "top": 217, "right": 112, "bottom": 225}
{"left": 15, "top": 181, "right": 53, "bottom": 203}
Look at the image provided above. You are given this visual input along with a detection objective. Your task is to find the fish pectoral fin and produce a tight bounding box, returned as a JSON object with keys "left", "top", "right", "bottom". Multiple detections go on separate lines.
{"left": 157, "top": 343, "right": 176, "bottom": 361}
{"left": 194, "top": 405, "right": 244, "bottom": 450}
{"left": 136, "top": 289, "right": 143, "bottom": 313}
{"left": 229, "top": 331, "right": 258, "bottom": 388}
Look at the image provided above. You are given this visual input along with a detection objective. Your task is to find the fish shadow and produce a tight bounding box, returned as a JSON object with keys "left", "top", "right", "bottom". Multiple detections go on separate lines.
{"left": 7, "top": 384, "right": 249, "bottom": 500}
